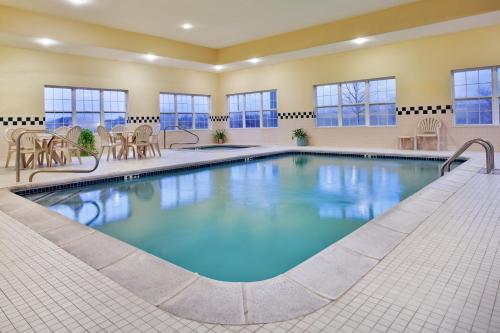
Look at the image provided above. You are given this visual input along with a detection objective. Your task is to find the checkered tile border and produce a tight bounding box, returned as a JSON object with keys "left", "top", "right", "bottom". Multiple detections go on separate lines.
{"left": 279, "top": 111, "right": 316, "bottom": 119}
{"left": 396, "top": 105, "right": 452, "bottom": 116}
{"left": 127, "top": 116, "right": 160, "bottom": 124}
{"left": 0, "top": 116, "right": 44, "bottom": 126}
{"left": 209, "top": 115, "right": 229, "bottom": 122}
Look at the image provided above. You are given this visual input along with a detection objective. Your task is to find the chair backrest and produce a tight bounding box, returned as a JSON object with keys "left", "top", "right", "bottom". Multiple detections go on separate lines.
{"left": 54, "top": 126, "right": 70, "bottom": 136}
{"left": 65, "top": 126, "right": 82, "bottom": 145}
{"left": 4, "top": 128, "right": 15, "bottom": 143}
{"left": 96, "top": 125, "right": 112, "bottom": 144}
{"left": 19, "top": 132, "right": 37, "bottom": 150}
{"left": 111, "top": 124, "right": 129, "bottom": 133}
{"left": 11, "top": 128, "right": 27, "bottom": 144}
{"left": 416, "top": 118, "right": 441, "bottom": 135}
{"left": 134, "top": 125, "right": 153, "bottom": 144}
{"left": 152, "top": 123, "right": 161, "bottom": 136}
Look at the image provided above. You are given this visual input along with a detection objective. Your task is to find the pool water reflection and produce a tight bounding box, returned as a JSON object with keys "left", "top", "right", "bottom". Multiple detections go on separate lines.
{"left": 31, "top": 154, "right": 444, "bottom": 281}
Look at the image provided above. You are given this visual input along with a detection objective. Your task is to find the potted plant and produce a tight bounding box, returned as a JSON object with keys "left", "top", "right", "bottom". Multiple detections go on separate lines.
{"left": 78, "top": 128, "right": 97, "bottom": 156}
{"left": 213, "top": 129, "right": 227, "bottom": 144}
{"left": 292, "top": 128, "right": 308, "bottom": 146}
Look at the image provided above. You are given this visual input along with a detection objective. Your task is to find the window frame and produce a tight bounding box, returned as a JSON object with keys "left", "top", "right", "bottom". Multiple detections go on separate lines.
{"left": 159, "top": 92, "right": 211, "bottom": 131}
{"left": 44, "top": 85, "right": 128, "bottom": 131}
{"left": 226, "top": 89, "right": 278, "bottom": 129}
{"left": 314, "top": 76, "right": 396, "bottom": 128}
{"left": 451, "top": 66, "right": 500, "bottom": 127}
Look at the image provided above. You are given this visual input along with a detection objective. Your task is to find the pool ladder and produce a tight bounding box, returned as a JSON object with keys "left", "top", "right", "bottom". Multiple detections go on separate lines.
{"left": 15, "top": 129, "right": 99, "bottom": 183}
{"left": 440, "top": 138, "right": 495, "bottom": 176}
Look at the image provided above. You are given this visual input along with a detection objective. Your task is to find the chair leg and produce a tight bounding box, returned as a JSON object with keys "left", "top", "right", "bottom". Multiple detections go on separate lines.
{"left": 150, "top": 144, "right": 156, "bottom": 156}
{"left": 106, "top": 147, "right": 111, "bottom": 161}
{"left": 156, "top": 143, "right": 161, "bottom": 157}
{"left": 65, "top": 150, "right": 72, "bottom": 165}
{"left": 77, "top": 151, "right": 82, "bottom": 164}
{"left": 112, "top": 147, "right": 116, "bottom": 160}
{"left": 5, "top": 149, "right": 12, "bottom": 168}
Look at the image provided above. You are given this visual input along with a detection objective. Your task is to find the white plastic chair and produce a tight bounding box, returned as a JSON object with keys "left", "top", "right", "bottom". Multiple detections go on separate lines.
{"left": 97, "top": 125, "right": 120, "bottom": 161}
{"left": 4, "top": 128, "right": 16, "bottom": 168}
{"left": 150, "top": 123, "right": 161, "bottom": 157}
{"left": 130, "top": 125, "right": 153, "bottom": 159}
{"left": 51, "top": 126, "right": 82, "bottom": 165}
{"left": 54, "top": 126, "right": 71, "bottom": 137}
{"left": 18, "top": 132, "right": 45, "bottom": 169}
{"left": 415, "top": 118, "right": 442, "bottom": 151}
{"left": 111, "top": 124, "right": 130, "bottom": 133}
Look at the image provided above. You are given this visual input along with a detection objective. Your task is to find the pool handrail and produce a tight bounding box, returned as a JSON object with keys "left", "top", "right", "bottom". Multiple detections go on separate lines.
{"left": 440, "top": 138, "right": 494, "bottom": 176}
{"left": 163, "top": 126, "right": 200, "bottom": 149}
{"left": 15, "top": 129, "right": 100, "bottom": 183}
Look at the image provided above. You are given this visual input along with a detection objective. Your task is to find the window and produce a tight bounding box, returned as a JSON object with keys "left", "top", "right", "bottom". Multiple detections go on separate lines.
{"left": 44, "top": 86, "right": 127, "bottom": 131}
{"left": 75, "top": 89, "right": 100, "bottom": 131}
{"left": 103, "top": 90, "right": 127, "bottom": 129}
{"left": 159, "top": 93, "right": 210, "bottom": 130}
{"left": 194, "top": 96, "right": 210, "bottom": 129}
{"left": 369, "top": 78, "right": 396, "bottom": 126}
{"left": 453, "top": 67, "right": 499, "bottom": 125}
{"left": 341, "top": 82, "right": 365, "bottom": 126}
{"left": 44, "top": 87, "right": 73, "bottom": 131}
{"left": 227, "top": 90, "right": 278, "bottom": 128}
{"left": 245, "top": 93, "right": 260, "bottom": 128}
{"left": 315, "top": 77, "right": 396, "bottom": 127}
{"left": 228, "top": 95, "right": 244, "bottom": 128}
{"left": 316, "top": 85, "right": 339, "bottom": 127}
{"left": 262, "top": 91, "right": 278, "bottom": 128}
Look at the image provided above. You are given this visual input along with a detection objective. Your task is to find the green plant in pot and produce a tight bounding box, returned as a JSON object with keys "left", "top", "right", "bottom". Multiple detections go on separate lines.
{"left": 292, "top": 128, "right": 308, "bottom": 146}
{"left": 78, "top": 128, "right": 97, "bottom": 156}
{"left": 213, "top": 129, "right": 227, "bottom": 144}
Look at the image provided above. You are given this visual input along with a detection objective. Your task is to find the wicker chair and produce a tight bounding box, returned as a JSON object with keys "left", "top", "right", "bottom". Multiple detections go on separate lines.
{"left": 150, "top": 123, "right": 161, "bottom": 157}
{"left": 97, "top": 125, "right": 120, "bottom": 161}
{"left": 415, "top": 118, "right": 442, "bottom": 151}
{"left": 130, "top": 125, "right": 153, "bottom": 159}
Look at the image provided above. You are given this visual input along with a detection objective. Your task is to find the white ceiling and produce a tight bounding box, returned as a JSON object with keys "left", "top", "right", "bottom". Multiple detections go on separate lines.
{"left": 2, "top": 11, "right": 499, "bottom": 72}
{"left": 0, "top": 0, "right": 416, "bottom": 48}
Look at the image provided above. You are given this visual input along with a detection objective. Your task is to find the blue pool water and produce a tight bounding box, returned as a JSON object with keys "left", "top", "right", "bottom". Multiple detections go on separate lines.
{"left": 29, "top": 154, "right": 448, "bottom": 281}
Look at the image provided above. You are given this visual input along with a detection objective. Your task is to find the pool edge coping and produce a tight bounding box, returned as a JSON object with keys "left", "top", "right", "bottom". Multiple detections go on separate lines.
{"left": 0, "top": 148, "right": 482, "bottom": 325}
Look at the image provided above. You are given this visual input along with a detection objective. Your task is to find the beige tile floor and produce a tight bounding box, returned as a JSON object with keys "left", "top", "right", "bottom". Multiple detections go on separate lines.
{"left": 1, "top": 146, "right": 499, "bottom": 332}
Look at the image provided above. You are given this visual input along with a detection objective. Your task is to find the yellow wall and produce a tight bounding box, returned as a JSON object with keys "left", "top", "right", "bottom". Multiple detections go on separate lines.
{"left": 0, "top": 45, "right": 218, "bottom": 156}
{"left": 217, "top": 24, "right": 500, "bottom": 150}
{"left": 1, "top": 23, "right": 500, "bottom": 157}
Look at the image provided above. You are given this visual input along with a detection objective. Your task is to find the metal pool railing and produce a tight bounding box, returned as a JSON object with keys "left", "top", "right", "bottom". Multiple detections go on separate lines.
{"left": 440, "top": 138, "right": 494, "bottom": 176}
{"left": 15, "top": 129, "right": 99, "bottom": 182}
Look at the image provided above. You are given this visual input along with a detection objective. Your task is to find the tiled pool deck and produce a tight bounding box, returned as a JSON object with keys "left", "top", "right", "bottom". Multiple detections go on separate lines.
{"left": 1, "top": 146, "right": 499, "bottom": 332}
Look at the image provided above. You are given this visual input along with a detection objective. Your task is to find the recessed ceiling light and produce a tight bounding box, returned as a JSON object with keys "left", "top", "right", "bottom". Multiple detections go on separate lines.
{"left": 181, "top": 23, "right": 193, "bottom": 30}
{"left": 213, "top": 65, "right": 224, "bottom": 71}
{"left": 143, "top": 54, "right": 159, "bottom": 62}
{"left": 66, "top": 0, "right": 90, "bottom": 5}
{"left": 247, "top": 58, "right": 261, "bottom": 64}
{"left": 35, "top": 37, "right": 59, "bottom": 47}
{"left": 352, "top": 37, "right": 369, "bottom": 45}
